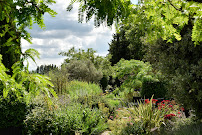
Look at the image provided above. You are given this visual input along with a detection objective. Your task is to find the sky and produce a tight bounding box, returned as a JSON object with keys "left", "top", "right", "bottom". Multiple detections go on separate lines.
{"left": 21, "top": 0, "right": 138, "bottom": 71}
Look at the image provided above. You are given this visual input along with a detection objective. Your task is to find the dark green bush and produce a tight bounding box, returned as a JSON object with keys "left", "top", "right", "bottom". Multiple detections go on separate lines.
{"left": 0, "top": 91, "right": 27, "bottom": 130}
{"left": 140, "top": 79, "right": 167, "bottom": 99}
{"left": 100, "top": 75, "right": 108, "bottom": 91}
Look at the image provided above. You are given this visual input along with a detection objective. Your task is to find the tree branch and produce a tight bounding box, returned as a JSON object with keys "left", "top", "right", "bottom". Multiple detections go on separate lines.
{"left": 168, "top": 0, "right": 183, "bottom": 12}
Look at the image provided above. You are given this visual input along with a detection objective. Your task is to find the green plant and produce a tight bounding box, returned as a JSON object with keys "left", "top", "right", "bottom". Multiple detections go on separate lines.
{"left": 24, "top": 101, "right": 107, "bottom": 135}
{"left": 120, "top": 121, "right": 145, "bottom": 135}
{"left": 141, "top": 78, "right": 167, "bottom": 99}
{"left": 63, "top": 60, "right": 103, "bottom": 83}
{"left": 65, "top": 80, "right": 103, "bottom": 105}
{"left": 127, "top": 97, "right": 176, "bottom": 134}
{"left": 0, "top": 91, "right": 27, "bottom": 129}
{"left": 0, "top": 51, "right": 57, "bottom": 130}
{"left": 47, "top": 67, "right": 69, "bottom": 95}
{"left": 144, "top": 28, "right": 202, "bottom": 118}
{"left": 113, "top": 59, "right": 163, "bottom": 101}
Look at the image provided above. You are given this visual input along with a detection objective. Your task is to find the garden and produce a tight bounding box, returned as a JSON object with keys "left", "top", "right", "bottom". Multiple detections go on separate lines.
{"left": 1, "top": 0, "right": 202, "bottom": 135}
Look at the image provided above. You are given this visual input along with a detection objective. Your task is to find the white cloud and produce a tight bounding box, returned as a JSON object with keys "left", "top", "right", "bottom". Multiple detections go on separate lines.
{"left": 21, "top": 0, "right": 115, "bottom": 71}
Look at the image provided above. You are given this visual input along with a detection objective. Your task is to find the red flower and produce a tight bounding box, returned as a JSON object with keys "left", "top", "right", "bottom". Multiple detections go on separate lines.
{"left": 145, "top": 99, "right": 150, "bottom": 104}
{"left": 164, "top": 114, "right": 176, "bottom": 120}
{"left": 152, "top": 99, "right": 158, "bottom": 103}
{"left": 169, "top": 105, "right": 173, "bottom": 108}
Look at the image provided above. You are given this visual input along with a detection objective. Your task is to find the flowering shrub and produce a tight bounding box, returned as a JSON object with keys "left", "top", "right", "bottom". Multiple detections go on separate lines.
{"left": 107, "top": 97, "right": 185, "bottom": 134}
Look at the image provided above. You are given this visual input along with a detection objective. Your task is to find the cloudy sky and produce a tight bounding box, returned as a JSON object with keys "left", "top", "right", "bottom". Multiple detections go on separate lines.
{"left": 22, "top": 0, "right": 138, "bottom": 71}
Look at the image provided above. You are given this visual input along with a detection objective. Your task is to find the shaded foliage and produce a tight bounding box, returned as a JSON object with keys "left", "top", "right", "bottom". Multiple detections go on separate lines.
{"left": 108, "top": 23, "right": 145, "bottom": 65}
{"left": 144, "top": 28, "right": 202, "bottom": 118}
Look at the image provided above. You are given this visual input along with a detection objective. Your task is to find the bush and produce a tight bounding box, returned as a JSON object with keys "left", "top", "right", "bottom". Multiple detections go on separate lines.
{"left": 24, "top": 102, "right": 107, "bottom": 135}
{"left": 65, "top": 81, "right": 103, "bottom": 107}
{"left": 47, "top": 67, "right": 69, "bottom": 95}
{"left": 113, "top": 59, "right": 164, "bottom": 101}
{"left": 141, "top": 79, "right": 167, "bottom": 99}
{"left": 64, "top": 60, "right": 103, "bottom": 83}
{"left": 0, "top": 92, "right": 27, "bottom": 129}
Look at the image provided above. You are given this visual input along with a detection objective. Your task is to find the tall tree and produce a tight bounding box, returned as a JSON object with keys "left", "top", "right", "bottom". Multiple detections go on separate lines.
{"left": 108, "top": 23, "right": 145, "bottom": 65}
{"left": 0, "top": 0, "right": 56, "bottom": 73}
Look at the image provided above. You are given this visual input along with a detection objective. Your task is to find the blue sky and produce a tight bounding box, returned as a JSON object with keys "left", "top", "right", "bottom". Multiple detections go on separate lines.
{"left": 22, "top": 0, "right": 138, "bottom": 70}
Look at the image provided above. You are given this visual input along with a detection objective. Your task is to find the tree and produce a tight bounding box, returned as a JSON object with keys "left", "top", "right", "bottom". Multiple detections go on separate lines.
{"left": 112, "top": 59, "right": 165, "bottom": 100}
{"left": 34, "top": 64, "right": 57, "bottom": 75}
{"left": 0, "top": 0, "right": 56, "bottom": 73}
{"left": 68, "top": 0, "right": 202, "bottom": 44}
{"left": 64, "top": 60, "right": 103, "bottom": 83}
{"left": 144, "top": 28, "right": 202, "bottom": 118}
{"left": 59, "top": 47, "right": 112, "bottom": 75}
{"left": 108, "top": 23, "right": 145, "bottom": 65}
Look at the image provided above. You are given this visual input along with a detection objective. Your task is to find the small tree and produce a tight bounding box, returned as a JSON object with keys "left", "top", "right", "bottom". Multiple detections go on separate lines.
{"left": 113, "top": 59, "right": 165, "bottom": 100}
{"left": 64, "top": 60, "right": 103, "bottom": 83}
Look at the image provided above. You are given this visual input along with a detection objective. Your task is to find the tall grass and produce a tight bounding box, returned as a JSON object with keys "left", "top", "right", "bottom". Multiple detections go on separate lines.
{"left": 65, "top": 80, "right": 102, "bottom": 98}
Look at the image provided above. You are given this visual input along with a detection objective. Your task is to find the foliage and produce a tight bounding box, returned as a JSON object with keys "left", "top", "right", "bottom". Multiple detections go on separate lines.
{"left": 47, "top": 67, "right": 69, "bottom": 95}
{"left": 0, "top": 0, "right": 56, "bottom": 71}
{"left": 141, "top": 79, "right": 167, "bottom": 99}
{"left": 108, "top": 107, "right": 135, "bottom": 135}
{"left": 0, "top": 91, "right": 27, "bottom": 129}
{"left": 0, "top": 51, "right": 57, "bottom": 104}
{"left": 24, "top": 98, "right": 107, "bottom": 135}
{"left": 144, "top": 28, "right": 202, "bottom": 119}
{"left": 108, "top": 22, "right": 145, "bottom": 65}
{"left": 161, "top": 116, "right": 202, "bottom": 135}
{"left": 0, "top": 0, "right": 56, "bottom": 43}
{"left": 68, "top": 0, "right": 202, "bottom": 44}
{"left": 65, "top": 80, "right": 102, "bottom": 106}
{"left": 169, "top": 122, "right": 202, "bottom": 135}
{"left": 119, "top": 121, "right": 145, "bottom": 135}
{"left": 67, "top": 0, "right": 132, "bottom": 26}
{"left": 0, "top": 51, "right": 57, "bottom": 130}
{"left": 59, "top": 47, "right": 112, "bottom": 75}
{"left": 113, "top": 59, "right": 163, "bottom": 101}
{"left": 64, "top": 60, "right": 103, "bottom": 83}
{"left": 34, "top": 64, "right": 58, "bottom": 75}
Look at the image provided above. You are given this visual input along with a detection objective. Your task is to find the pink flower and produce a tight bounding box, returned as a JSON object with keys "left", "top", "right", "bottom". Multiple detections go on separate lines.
{"left": 109, "top": 116, "right": 113, "bottom": 120}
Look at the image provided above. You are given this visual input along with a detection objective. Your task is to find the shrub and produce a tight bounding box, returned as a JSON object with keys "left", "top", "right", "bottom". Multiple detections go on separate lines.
{"left": 24, "top": 102, "right": 107, "bottom": 135}
{"left": 141, "top": 79, "right": 167, "bottom": 99}
{"left": 64, "top": 60, "right": 103, "bottom": 83}
{"left": 0, "top": 92, "right": 27, "bottom": 129}
{"left": 47, "top": 67, "right": 69, "bottom": 95}
{"left": 113, "top": 59, "right": 164, "bottom": 101}
{"left": 65, "top": 80, "right": 103, "bottom": 107}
